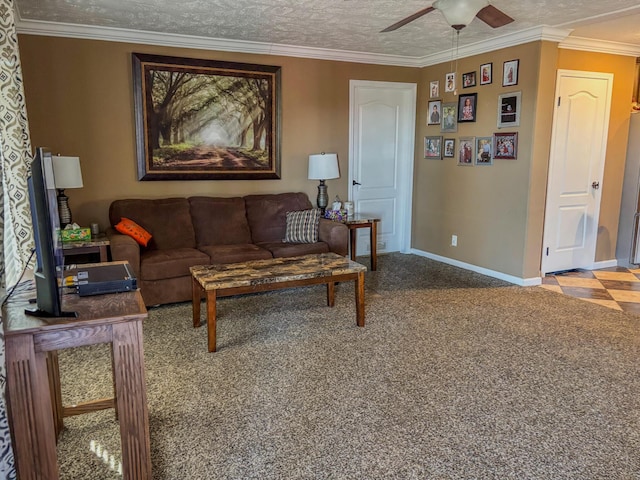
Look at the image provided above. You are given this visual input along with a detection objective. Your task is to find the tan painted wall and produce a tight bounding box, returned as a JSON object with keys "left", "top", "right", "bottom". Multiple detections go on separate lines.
{"left": 522, "top": 42, "right": 558, "bottom": 278}
{"left": 18, "top": 35, "right": 419, "bottom": 230}
{"left": 412, "top": 42, "right": 636, "bottom": 279}
{"left": 18, "top": 34, "right": 636, "bottom": 280}
{"left": 413, "top": 42, "right": 544, "bottom": 278}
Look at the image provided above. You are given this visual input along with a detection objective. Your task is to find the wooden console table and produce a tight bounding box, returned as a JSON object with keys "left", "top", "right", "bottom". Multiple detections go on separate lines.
{"left": 62, "top": 233, "right": 110, "bottom": 263}
{"left": 343, "top": 215, "right": 381, "bottom": 271}
{"left": 3, "top": 280, "right": 151, "bottom": 479}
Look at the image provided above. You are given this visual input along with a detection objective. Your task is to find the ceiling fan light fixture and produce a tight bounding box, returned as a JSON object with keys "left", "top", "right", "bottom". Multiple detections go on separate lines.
{"left": 433, "top": 0, "right": 489, "bottom": 28}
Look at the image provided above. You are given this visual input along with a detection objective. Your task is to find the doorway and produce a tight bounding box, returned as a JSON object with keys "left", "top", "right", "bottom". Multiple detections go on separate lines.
{"left": 348, "top": 80, "right": 417, "bottom": 255}
{"left": 541, "top": 70, "right": 613, "bottom": 274}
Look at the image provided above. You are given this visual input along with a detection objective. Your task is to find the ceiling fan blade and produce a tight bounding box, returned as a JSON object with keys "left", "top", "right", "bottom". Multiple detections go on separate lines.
{"left": 475, "top": 4, "right": 514, "bottom": 28}
{"left": 380, "top": 6, "right": 435, "bottom": 33}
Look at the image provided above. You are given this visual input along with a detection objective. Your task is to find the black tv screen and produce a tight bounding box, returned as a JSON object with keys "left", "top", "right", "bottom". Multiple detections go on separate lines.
{"left": 26, "top": 147, "right": 74, "bottom": 318}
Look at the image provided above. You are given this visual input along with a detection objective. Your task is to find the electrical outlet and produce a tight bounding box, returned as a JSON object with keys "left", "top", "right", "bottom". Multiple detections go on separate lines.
{"left": 378, "top": 241, "right": 386, "bottom": 250}
{"left": 451, "top": 235, "right": 458, "bottom": 247}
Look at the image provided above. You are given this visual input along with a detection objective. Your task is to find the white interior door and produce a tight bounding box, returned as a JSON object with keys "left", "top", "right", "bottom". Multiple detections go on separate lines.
{"left": 541, "top": 70, "right": 613, "bottom": 274}
{"left": 349, "top": 80, "right": 416, "bottom": 255}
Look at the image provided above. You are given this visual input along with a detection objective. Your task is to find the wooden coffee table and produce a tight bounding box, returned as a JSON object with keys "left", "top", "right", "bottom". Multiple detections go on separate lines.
{"left": 191, "top": 253, "right": 367, "bottom": 352}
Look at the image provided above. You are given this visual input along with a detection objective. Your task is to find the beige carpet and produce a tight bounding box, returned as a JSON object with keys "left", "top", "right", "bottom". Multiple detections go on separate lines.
{"left": 56, "top": 253, "right": 640, "bottom": 479}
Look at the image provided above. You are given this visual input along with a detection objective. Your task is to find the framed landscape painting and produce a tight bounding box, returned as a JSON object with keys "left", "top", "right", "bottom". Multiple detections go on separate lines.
{"left": 132, "top": 53, "right": 282, "bottom": 180}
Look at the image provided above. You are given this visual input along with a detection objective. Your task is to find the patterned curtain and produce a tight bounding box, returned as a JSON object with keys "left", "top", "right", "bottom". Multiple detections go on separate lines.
{"left": 0, "top": 0, "right": 35, "bottom": 477}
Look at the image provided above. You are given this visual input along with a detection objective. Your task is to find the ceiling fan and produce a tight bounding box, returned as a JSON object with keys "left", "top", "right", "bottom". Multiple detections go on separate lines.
{"left": 381, "top": 0, "right": 514, "bottom": 33}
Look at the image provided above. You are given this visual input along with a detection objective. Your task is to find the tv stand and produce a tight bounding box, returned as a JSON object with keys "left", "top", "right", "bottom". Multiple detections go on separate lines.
{"left": 24, "top": 306, "right": 76, "bottom": 317}
{"left": 3, "top": 278, "right": 151, "bottom": 479}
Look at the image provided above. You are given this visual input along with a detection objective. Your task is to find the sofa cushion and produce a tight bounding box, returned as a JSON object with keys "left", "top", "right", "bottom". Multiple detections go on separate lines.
{"left": 244, "top": 193, "right": 313, "bottom": 244}
{"left": 110, "top": 198, "right": 196, "bottom": 250}
{"left": 189, "top": 197, "right": 252, "bottom": 247}
{"left": 140, "top": 247, "right": 209, "bottom": 281}
{"left": 284, "top": 209, "right": 320, "bottom": 243}
{"left": 199, "top": 244, "right": 272, "bottom": 264}
{"left": 258, "top": 241, "right": 329, "bottom": 258}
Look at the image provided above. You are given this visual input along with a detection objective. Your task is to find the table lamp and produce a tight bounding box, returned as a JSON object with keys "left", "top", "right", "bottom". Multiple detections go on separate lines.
{"left": 308, "top": 152, "right": 339, "bottom": 213}
{"left": 51, "top": 155, "right": 83, "bottom": 227}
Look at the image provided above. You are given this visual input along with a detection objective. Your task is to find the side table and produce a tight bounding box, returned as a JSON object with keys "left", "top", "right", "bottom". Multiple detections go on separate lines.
{"left": 62, "top": 233, "right": 110, "bottom": 263}
{"left": 3, "top": 269, "right": 151, "bottom": 479}
{"left": 343, "top": 215, "right": 381, "bottom": 271}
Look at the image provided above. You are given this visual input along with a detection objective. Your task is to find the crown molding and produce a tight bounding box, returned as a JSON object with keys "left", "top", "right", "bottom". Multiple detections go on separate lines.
{"left": 15, "top": 17, "right": 640, "bottom": 68}
{"left": 559, "top": 36, "right": 640, "bottom": 57}
{"left": 417, "top": 26, "right": 573, "bottom": 66}
{"left": 14, "top": 18, "right": 424, "bottom": 67}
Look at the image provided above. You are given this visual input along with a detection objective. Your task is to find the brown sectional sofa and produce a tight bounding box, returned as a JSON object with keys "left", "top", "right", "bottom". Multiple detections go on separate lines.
{"left": 107, "top": 192, "right": 348, "bottom": 306}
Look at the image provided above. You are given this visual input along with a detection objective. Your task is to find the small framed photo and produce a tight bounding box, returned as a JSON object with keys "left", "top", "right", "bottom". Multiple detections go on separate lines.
{"left": 475, "top": 137, "right": 493, "bottom": 165}
{"left": 458, "top": 137, "right": 475, "bottom": 166}
{"left": 424, "top": 136, "right": 443, "bottom": 159}
{"left": 493, "top": 132, "right": 518, "bottom": 160}
{"left": 445, "top": 72, "right": 456, "bottom": 93}
{"left": 430, "top": 80, "right": 440, "bottom": 98}
{"left": 462, "top": 71, "right": 476, "bottom": 88}
{"left": 503, "top": 59, "right": 519, "bottom": 87}
{"left": 441, "top": 102, "right": 458, "bottom": 133}
{"left": 428, "top": 100, "right": 442, "bottom": 125}
{"left": 458, "top": 93, "right": 477, "bottom": 122}
{"left": 498, "top": 91, "right": 521, "bottom": 128}
{"left": 443, "top": 138, "right": 456, "bottom": 158}
{"left": 480, "top": 63, "right": 492, "bottom": 85}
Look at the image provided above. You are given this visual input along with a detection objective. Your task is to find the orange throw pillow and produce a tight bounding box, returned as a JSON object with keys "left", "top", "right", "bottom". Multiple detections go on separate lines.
{"left": 114, "top": 217, "right": 152, "bottom": 247}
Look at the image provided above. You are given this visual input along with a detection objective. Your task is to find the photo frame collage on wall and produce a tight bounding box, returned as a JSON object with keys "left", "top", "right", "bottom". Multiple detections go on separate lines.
{"left": 425, "top": 58, "right": 521, "bottom": 163}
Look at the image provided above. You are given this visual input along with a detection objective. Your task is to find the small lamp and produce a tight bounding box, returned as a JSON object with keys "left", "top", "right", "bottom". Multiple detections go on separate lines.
{"left": 51, "top": 155, "right": 83, "bottom": 227}
{"left": 308, "top": 152, "right": 339, "bottom": 214}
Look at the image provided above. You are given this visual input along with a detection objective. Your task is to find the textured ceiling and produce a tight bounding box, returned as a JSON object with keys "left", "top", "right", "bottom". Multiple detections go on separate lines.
{"left": 14, "top": 0, "right": 640, "bottom": 59}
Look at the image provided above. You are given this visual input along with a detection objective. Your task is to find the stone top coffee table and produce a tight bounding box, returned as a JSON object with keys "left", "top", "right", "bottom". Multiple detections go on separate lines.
{"left": 191, "top": 253, "right": 367, "bottom": 352}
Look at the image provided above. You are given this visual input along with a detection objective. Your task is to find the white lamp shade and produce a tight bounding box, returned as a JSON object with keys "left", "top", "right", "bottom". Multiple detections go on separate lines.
{"left": 433, "top": 0, "right": 488, "bottom": 27}
{"left": 52, "top": 156, "right": 84, "bottom": 189}
{"left": 308, "top": 153, "right": 339, "bottom": 180}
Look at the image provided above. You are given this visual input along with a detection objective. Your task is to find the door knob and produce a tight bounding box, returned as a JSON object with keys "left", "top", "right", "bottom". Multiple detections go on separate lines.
{"left": 352, "top": 180, "right": 361, "bottom": 186}
{"left": 592, "top": 181, "right": 600, "bottom": 190}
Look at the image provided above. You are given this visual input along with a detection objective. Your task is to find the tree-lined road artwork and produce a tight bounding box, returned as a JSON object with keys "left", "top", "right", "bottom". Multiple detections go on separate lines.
{"left": 158, "top": 146, "right": 266, "bottom": 170}
{"left": 146, "top": 66, "right": 274, "bottom": 172}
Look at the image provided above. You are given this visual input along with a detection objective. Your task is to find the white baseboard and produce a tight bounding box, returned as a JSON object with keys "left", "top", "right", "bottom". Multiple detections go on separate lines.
{"left": 410, "top": 249, "right": 542, "bottom": 286}
{"left": 592, "top": 259, "right": 618, "bottom": 270}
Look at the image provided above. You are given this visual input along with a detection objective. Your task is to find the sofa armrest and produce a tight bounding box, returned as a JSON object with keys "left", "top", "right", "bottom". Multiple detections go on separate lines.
{"left": 106, "top": 227, "right": 141, "bottom": 278}
{"left": 318, "top": 218, "right": 349, "bottom": 257}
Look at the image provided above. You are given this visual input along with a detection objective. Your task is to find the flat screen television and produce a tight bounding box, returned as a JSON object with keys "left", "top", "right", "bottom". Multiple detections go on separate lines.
{"left": 26, "top": 147, "right": 75, "bottom": 317}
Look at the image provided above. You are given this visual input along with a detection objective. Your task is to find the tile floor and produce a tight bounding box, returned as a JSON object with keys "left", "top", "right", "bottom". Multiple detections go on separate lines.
{"left": 541, "top": 266, "right": 640, "bottom": 313}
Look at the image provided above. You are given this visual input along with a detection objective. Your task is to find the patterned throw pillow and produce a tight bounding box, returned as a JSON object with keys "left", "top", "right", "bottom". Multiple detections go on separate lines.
{"left": 114, "top": 217, "right": 153, "bottom": 247}
{"left": 283, "top": 209, "right": 321, "bottom": 243}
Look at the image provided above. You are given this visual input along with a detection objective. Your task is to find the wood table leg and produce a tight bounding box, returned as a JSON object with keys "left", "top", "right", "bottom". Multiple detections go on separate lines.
{"left": 350, "top": 228, "right": 357, "bottom": 261}
{"left": 370, "top": 221, "right": 377, "bottom": 271}
{"left": 206, "top": 289, "right": 218, "bottom": 352}
{"left": 99, "top": 245, "right": 108, "bottom": 262}
{"left": 355, "top": 271, "right": 365, "bottom": 327}
{"left": 192, "top": 276, "right": 202, "bottom": 328}
{"left": 6, "top": 336, "right": 60, "bottom": 479}
{"left": 327, "top": 281, "right": 335, "bottom": 307}
{"left": 47, "top": 351, "right": 65, "bottom": 440}
{"left": 111, "top": 320, "right": 152, "bottom": 479}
